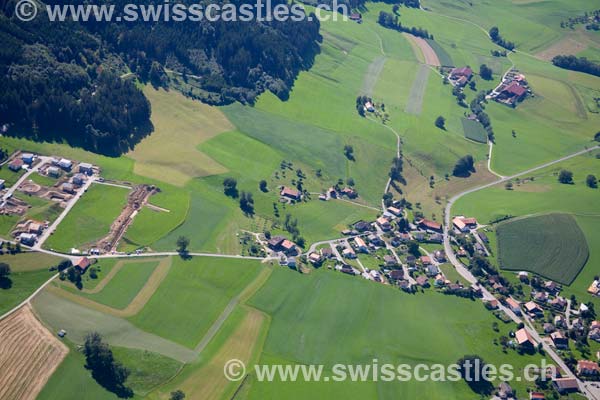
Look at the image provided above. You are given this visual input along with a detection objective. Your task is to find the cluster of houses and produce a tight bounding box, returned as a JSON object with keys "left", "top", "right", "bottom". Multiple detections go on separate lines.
{"left": 489, "top": 70, "right": 530, "bottom": 107}
{"left": 14, "top": 219, "right": 48, "bottom": 246}
{"left": 7, "top": 152, "right": 37, "bottom": 172}
{"left": 318, "top": 186, "right": 358, "bottom": 201}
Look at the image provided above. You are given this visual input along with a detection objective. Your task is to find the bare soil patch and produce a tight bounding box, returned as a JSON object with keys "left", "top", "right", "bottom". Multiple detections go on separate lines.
{"left": 403, "top": 33, "right": 441, "bottom": 67}
{"left": 536, "top": 37, "right": 588, "bottom": 61}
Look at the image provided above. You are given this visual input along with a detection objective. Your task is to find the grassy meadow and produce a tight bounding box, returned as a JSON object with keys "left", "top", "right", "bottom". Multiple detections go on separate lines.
{"left": 44, "top": 183, "right": 129, "bottom": 252}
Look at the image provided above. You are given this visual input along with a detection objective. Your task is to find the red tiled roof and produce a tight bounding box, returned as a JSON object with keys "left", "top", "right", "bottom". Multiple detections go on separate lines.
{"left": 75, "top": 257, "right": 91, "bottom": 271}
{"left": 280, "top": 187, "right": 300, "bottom": 198}
{"left": 503, "top": 81, "right": 527, "bottom": 97}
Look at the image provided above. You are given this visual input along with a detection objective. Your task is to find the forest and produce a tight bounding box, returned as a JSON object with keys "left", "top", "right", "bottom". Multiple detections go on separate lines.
{"left": 0, "top": 0, "right": 322, "bottom": 155}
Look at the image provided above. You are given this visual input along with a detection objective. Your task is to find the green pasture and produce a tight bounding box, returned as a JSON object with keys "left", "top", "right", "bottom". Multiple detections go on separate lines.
{"left": 461, "top": 118, "right": 488, "bottom": 143}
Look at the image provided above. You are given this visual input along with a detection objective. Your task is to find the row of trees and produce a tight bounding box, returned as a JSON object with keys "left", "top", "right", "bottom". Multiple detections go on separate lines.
{"left": 558, "top": 169, "right": 597, "bottom": 188}
{"left": 489, "top": 27, "right": 516, "bottom": 51}
{"left": 377, "top": 11, "right": 433, "bottom": 39}
{"left": 552, "top": 55, "right": 600, "bottom": 77}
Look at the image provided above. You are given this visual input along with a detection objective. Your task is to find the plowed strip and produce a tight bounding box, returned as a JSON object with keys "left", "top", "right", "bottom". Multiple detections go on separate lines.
{"left": 0, "top": 305, "right": 68, "bottom": 400}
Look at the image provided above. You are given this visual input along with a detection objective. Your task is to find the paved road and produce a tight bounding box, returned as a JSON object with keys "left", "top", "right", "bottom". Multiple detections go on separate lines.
{"left": 443, "top": 145, "right": 600, "bottom": 395}
{"left": 1, "top": 156, "right": 51, "bottom": 206}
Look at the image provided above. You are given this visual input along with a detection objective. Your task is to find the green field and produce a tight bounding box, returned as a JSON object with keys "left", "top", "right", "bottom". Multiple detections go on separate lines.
{"left": 0, "top": 252, "right": 63, "bottom": 315}
{"left": 44, "top": 184, "right": 129, "bottom": 252}
{"left": 67, "top": 259, "right": 161, "bottom": 309}
{"left": 129, "top": 256, "right": 263, "bottom": 348}
{"left": 244, "top": 268, "right": 544, "bottom": 399}
{"left": 461, "top": 118, "right": 488, "bottom": 143}
{"left": 496, "top": 213, "right": 589, "bottom": 285}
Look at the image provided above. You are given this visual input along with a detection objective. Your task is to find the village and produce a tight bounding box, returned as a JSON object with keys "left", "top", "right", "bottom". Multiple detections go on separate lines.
{"left": 255, "top": 194, "right": 600, "bottom": 398}
{"left": 0, "top": 150, "right": 157, "bottom": 255}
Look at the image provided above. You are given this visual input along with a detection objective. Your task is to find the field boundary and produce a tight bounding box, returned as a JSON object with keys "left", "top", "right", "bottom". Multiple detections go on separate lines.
{"left": 403, "top": 33, "right": 441, "bottom": 67}
{"left": 49, "top": 257, "right": 172, "bottom": 317}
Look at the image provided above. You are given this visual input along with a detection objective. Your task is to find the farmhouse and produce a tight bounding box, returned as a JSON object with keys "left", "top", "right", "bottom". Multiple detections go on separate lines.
{"left": 353, "top": 237, "right": 368, "bottom": 253}
{"left": 449, "top": 66, "right": 473, "bottom": 81}
{"left": 515, "top": 328, "right": 536, "bottom": 348}
{"left": 388, "top": 269, "right": 404, "bottom": 282}
{"left": 281, "top": 240, "right": 298, "bottom": 255}
{"left": 354, "top": 221, "right": 371, "bottom": 232}
{"left": 74, "top": 257, "right": 91, "bottom": 273}
{"left": 577, "top": 360, "right": 600, "bottom": 376}
{"left": 320, "top": 247, "right": 333, "bottom": 259}
{"left": 496, "top": 81, "right": 528, "bottom": 106}
{"left": 417, "top": 218, "right": 442, "bottom": 232}
{"left": 550, "top": 331, "right": 568, "bottom": 349}
{"left": 280, "top": 186, "right": 301, "bottom": 201}
{"left": 341, "top": 187, "right": 357, "bottom": 199}
{"left": 342, "top": 247, "right": 356, "bottom": 259}
{"left": 349, "top": 12, "right": 362, "bottom": 22}
{"left": 387, "top": 206, "right": 402, "bottom": 217}
{"left": 364, "top": 101, "right": 375, "bottom": 112}
{"left": 376, "top": 217, "right": 391, "bottom": 231}
{"left": 9, "top": 158, "right": 24, "bottom": 171}
{"left": 308, "top": 252, "right": 321, "bottom": 265}
{"left": 524, "top": 301, "right": 544, "bottom": 317}
{"left": 267, "top": 236, "right": 285, "bottom": 250}
{"left": 505, "top": 297, "right": 521, "bottom": 315}
{"left": 420, "top": 256, "right": 432, "bottom": 265}
{"left": 415, "top": 275, "right": 430, "bottom": 287}
{"left": 384, "top": 255, "right": 397, "bottom": 267}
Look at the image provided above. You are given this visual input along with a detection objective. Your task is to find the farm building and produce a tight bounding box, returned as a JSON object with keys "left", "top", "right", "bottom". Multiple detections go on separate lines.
{"left": 79, "top": 162, "right": 93, "bottom": 174}
{"left": 349, "top": 12, "right": 362, "bottom": 22}
{"left": 61, "top": 182, "right": 75, "bottom": 194}
{"left": 524, "top": 301, "right": 543, "bottom": 317}
{"left": 515, "top": 328, "right": 536, "bottom": 348}
{"left": 341, "top": 187, "right": 357, "bottom": 198}
{"left": 58, "top": 158, "right": 73, "bottom": 170}
{"left": 320, "top": 247, "right": 333, "bottom": 259}
{"left": 550, "top": 331, "right": 568, "bottom": 349}
{"left": 364, "top": 101, "right": 375, "bottom": 112}
{"left": 74, "top": 257, "right": 91, "bottom": 273}
{"left": 449, "top": 66, "right": 473, "bottom": 81}
{"left": 308, "top": 252, "right": 321, "bottom": 264}
{"left": 496, "top": 81, "right": 528, "bottom": 106}
{"left": 353, "top": 237, "right": 368, "bottom": 253}
{"left": 21, "top": 153, "right": 35, "bottom": 164}
{"left": 505, "top": 297, "right": 521, "bottom": 315}
{"left": 18, "top": 232, "right": 37, "bottom": 246}
{"left": 376, "top": 217, "right": 391, "bottom": 231}
{"left": 72, "top": 173, "right": 87, "bottom": 186}
{"left": 29, "top": 222, "right": 42, "bottom": 234}
{"left": 9, "top": 158, "right": 24, "bottom": 171}
{"left": 47, "top": 166, "right": 60, "bottom": 178}
{"left": 417, "top": 218, "right": 442, "bottom": 232}
{"left": 452, "top": 216, "right": 478, "bottom": 232}
{"left": 342, "top": 247, "right": 356, "bottom": 259}
{"left": 281, "top": 240, "right": 298, "bottom": 255}
{"left": 552, "top": 377, "right": 579, "bottom": 394}
{"left": 387, "top": 206, "right": 402, "bottom": 216}
{"left": 577, "top": 360, "right": 600, "bottom": 376}
{"left": 280, "top": 186, "right": 301, "bottom": 201}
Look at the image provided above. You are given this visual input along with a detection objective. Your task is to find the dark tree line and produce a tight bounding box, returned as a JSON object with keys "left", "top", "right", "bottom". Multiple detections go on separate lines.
{"left": 489, "top": 27, "right": 515, "bottom": 51}
{"left": 377, "top": 11, "right": 432, "bottom": 39}
{"left": 552, "top": 55, "right": 600, "bottom": 77}
{"left": 0, "top": 0, "right": 321, "bottom": 155}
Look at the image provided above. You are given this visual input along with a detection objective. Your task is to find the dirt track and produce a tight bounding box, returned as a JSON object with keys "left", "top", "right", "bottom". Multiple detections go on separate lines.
{"left": 0, "top": 305, "right": 68, "bottom": 400}
{"left": 404, "top": 33, "right": 441, "bottom": 67}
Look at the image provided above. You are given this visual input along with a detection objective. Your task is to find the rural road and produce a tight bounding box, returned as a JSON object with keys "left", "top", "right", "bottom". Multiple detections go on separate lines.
{"left": 443, "top": 144, "right": 600, "bottom": 394}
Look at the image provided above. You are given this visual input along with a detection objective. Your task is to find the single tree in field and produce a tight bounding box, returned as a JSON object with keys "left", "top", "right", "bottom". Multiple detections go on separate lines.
{"left": 346, "top": 177, "right": 355, "bottom": 186}
{"left": 435, "top": 116, "right": 446, "bottom": 130}
{"left": 479, "top": 64, "right": 493, "bottom": 80}
{"left": 595, "top": 131, "right": 600, "bottom": 142}
{"left": 452, "top": 155, "right": 475, "bottom": 177}
{"left": 469, "top": 80, "right": 476, "bottom": 90}
{"left": 223, "top": 177, "right": 239, "bottom": 198}
{"left": 587, "top": 174, "right": 598, "bottom": 188}
{"left": 259, "top": 180, "right": 268, "bottom": 192}
{"left": 170, "top": 390, "right": 186, "bottom": 400}
{"left": 558, "top": 169, "right": 574, "bottom": 184}
{"left": 343, "top": 145, "right": 355, "bottom": 161}
{"left": 504, "top": 181, "right": 513, "bottom": 190}
{"left": 176, "top": 236, "right": 190, "bottom": 254}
